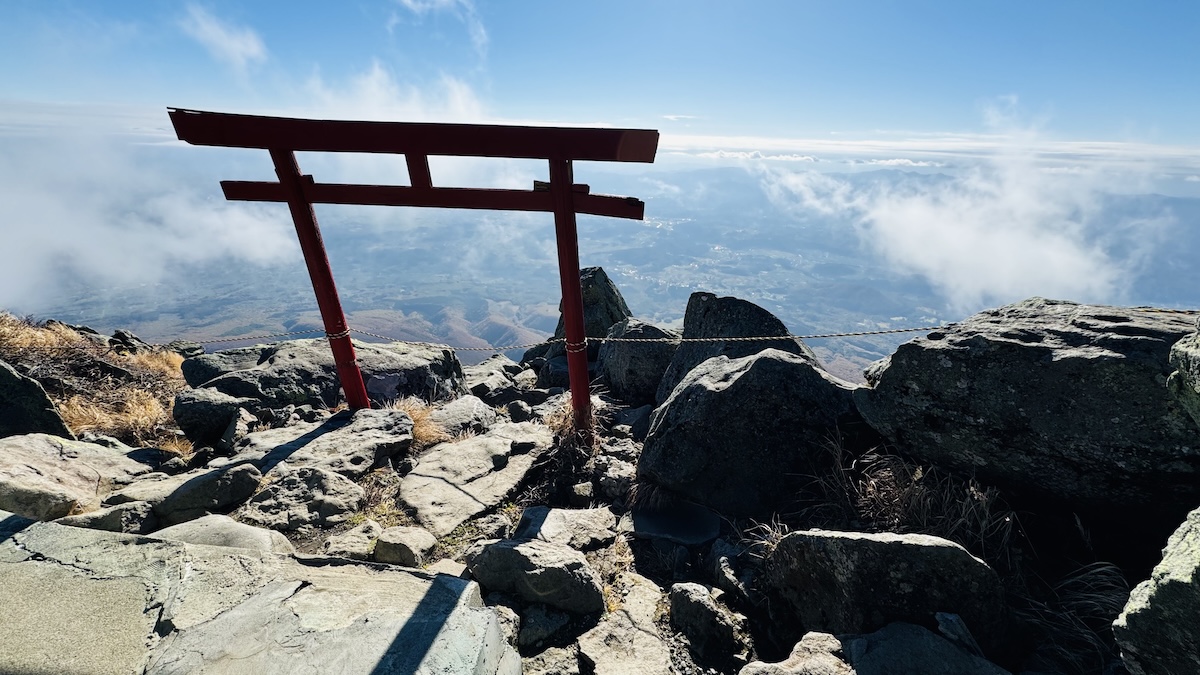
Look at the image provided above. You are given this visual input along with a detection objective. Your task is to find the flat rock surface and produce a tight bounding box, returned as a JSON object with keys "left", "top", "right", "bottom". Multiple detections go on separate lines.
{"left": 149, "top": 514, "right": 295, "bottom": 554}
{"left": 578, "top": 572, "right": 672, "bottom": 675}
{"left": 514, "top": 506, "right": 618, "bottom": 551}
{"left": 0, "top": 433, "right": 153, "bottom": 520}
{"left": 217, "top": 408, "right": 413, "bottom": 479}
{"left": 184, "top": 338, "right": 467, "bottom": 406}
{"left": 855, "top": 297, "right": 1200, "bottom": 518}
{"left": 0, "top": 512, "right": 516, "bottom": 675}
{"left": 398, "top": 422, "right": 553, "bottom": 537}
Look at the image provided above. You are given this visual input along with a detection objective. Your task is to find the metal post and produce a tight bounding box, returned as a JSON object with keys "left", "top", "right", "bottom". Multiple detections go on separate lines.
{"left": 549, "top": 158, "right": 593, "bottom": 438}
{"left": 268, "top": 149, "right": 371, "bottom": 410}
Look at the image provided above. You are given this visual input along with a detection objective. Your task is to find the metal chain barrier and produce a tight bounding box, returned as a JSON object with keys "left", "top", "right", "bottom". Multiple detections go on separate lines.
{"left": 8, "top": 307, "right": 1198, "bottom": 355}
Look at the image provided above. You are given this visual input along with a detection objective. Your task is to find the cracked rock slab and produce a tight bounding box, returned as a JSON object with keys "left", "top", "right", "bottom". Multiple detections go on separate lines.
{"left": 0, "top": 433, "right": 153, "bottom": 520}
{"left": 217, "top": 408, "right": 414, "bottom": 479}
{"left": 398, "top": 423, "right": 553, "bottom": 537}
{"left": 0, "top": 511, "right": 517, "bottom": 675}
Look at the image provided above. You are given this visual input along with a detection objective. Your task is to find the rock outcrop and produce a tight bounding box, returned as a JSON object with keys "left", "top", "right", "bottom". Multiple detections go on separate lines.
{"left": 0, "top": 513, "right": 518, "bottom": 674}
{"left": 465, "top": 538, "right": 605, "bottom": 614}
{"left": 639, "top": 348, "right": 859, "bottom": 516}
{"left": 1114, "top": 505, "right": 1200, "bottom": 675}
{"left": 0, "top": 433, "right": 152, "bottom": 520}
{"left": 760, "top": 529, "right": 1008, "bottom": 656}
{"left": 855, "top": 298, "right": 1200, "bottom": 523}
{"left": 0, "top": 359, "right": 73, "bottom": 440}
{"left": 656, "top": 292, "right": 819, "bottom": 404}
{"left": 182, "top": 338, "right": 467, "bottom": 408}
{"left": 596, "top": 318, "right": 679, "bottom": 406}
{"left": 398, "top": 422, "right": 553, "bottom": 536}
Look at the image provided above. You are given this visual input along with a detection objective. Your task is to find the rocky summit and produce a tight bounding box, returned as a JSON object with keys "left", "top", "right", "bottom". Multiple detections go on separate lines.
{"left": 1, "top": 276, "right": 1199, "bottom": 674}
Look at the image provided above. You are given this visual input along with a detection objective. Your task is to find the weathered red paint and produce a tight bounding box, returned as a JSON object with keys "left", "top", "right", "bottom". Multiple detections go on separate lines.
{"left": 169, "top": 108, "right": 658, "bottom": 432}
{"left": 268, "top": 149, "right": 372, "bottom": 410}
{"left": 549, "top": 158, "right": 593, "bottom": 437}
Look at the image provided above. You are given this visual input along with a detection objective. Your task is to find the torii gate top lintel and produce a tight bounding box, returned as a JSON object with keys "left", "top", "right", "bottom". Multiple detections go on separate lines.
{"left": 167, "top": 107, "right": 658, "bottom": 161}
{"left": 168, "top": 107, "right": 659, "bottom": 439}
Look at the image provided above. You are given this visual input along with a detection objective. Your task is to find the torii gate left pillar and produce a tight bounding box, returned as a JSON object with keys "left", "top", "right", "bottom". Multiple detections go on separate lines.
{"left": 168, "top": 108, "right": 659, "bottom": 438}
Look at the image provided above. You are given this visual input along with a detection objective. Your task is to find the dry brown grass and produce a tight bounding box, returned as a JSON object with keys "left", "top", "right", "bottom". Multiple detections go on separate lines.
{"left": 384, "top": 397, "right": 451, "bottom": 450}
{"left": 352, "top": 468, "right": 417, "bottom": 529}
{"left": 798, "top": 438, "right": 1018, "bottom": 571}
{"left": 0, "top": 312, "right": 186, "bottom": 448}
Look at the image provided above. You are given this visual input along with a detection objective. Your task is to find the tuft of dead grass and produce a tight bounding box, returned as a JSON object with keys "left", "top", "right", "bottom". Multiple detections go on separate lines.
{"left": 0, "top": 312, "right": 186, "bottom": 447}
{"left": 384, "top": 397, "right": 451, "bottom": 450}
{"left": 354, "top": 468, "right": 417, "bottom": 529}
{"left": 797, "top": 437, "right": 1018, "bottom": 571}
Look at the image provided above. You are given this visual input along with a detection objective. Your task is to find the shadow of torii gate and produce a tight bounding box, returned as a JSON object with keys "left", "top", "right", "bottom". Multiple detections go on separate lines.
{"left": 168, "top": 108, "right": 658, "bottom": 436}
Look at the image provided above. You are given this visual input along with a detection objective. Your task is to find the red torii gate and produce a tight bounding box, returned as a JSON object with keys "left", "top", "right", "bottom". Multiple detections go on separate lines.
{"left": 168, "top": 108, "right": 658, "bottom": 435}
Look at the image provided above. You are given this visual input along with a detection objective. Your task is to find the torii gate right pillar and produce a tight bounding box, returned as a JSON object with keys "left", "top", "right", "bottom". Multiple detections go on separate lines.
{"left": 549, "top": 158, "right": 592, "bottom": 439}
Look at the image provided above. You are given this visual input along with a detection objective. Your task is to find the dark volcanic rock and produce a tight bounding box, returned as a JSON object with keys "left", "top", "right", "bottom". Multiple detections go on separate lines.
{"left": 0, "top": 359, "right": 73, "bottom": 440}
{"left": 172, "top": 387, "right": 255, "bottom": 447}
{"left": 656, "top": 292, "right": 819, "bottom": 404}
{"left": 596, "top": 318, "right": 679, "bottom": 407}
{"left": 638, "top": 348, "right": 859, "bottom": 517}
{"left": 855, "top": 297, "right": 1200, "bottom": 522}
{"left": 1167, "top": 328, "right": 1200, "bottom": 429}
{"left": 760, "top": 529, "right": 1008, "bottom": 658}
{"left": 523, "top": 266, "right": 632, "bottom": 364}
{"left": 184, "top": 338, "right": 466, "bottom": 407}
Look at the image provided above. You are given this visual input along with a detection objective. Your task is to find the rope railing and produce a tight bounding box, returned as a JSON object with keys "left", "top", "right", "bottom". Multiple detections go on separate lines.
{"left": 7, "top": 305, "right": 1196, "bottom": 357}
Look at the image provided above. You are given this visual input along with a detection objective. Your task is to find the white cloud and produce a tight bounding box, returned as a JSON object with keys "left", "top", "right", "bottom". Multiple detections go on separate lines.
{"left": 663, "top": 115, "right": 698, "bottom": 122}
{"left": 179, "top": 5, "right": 266, "bottom": 73}
{"left": 1186, "top": 175, "right": 1200, "bottom": 182}
{"left": 695, "top": 150, "right": 817, "bottom": 162}
{"left": 849, "top": 158, "right": 945, "bottom": 167}
{"left": 759, "top": 135, "right": 1172, "bottom": 312}
{"left": 395, "top": 0, "right": 488, "bottom": 62}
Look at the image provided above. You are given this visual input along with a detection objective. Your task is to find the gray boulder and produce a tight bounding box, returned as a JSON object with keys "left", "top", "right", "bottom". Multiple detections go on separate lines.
{"left": 57, "top": 500, "right": 158, "bottom": 534}
{"left": 104, "top": 463, "right": 262, "bottom": 527}
{"left": 670, "top": 582, "right": 750, "bottom": 667}
{"left": 171, "top": 387, "right": 255, "bottom": 447}
{"left": 1114, "top": 505, "right": 1200, "bottom": 675}
{"left": 842, "top": 622, "right": 1010, "bottom": 675}
{"left": 739, "top": 632, "right": 854, "bottom": 675}
{"left": 374, "top": 525, "right": 438, "bottom": 567}
{"left": 0, "top": 359, "right": 73, "bottom": 440}
{"left": 323, "top": 519, "right": 382, "bottom": 560}
{"left": 184, "top": 338, "right": 466, "bottom": 407}
{"left": 656, "top": 292, "right": 819, "bottom": 404}
{"left": 855, "top": 298, "right": 1200, "bottom": 519}
{"left": 0, "top": 433, "right": 152, "bottom": 520}
{"left": 398, "top": 422, "right": 553, "bottom": 536}
{"left": 218, "top": 408, "right": 413, "bottom": 479}
{"left": 150, "top": 514, "right": 294, "bottom": 554}
{"left": 237, "top": 466, "right": 364, "bottom": 531}
{"left": 596, "top": 318, "right": 679, "bottom": 406}
{"left": 465, "top": 538, "right": 605, "bottom": 614}
{"left": 513, "top": 506, "right": 618, "bottom": 551}
{"left": 639, "top": 349, "right": 859, "bottom": 517}
{"left": 465, "top": 355, "right": 523, "bottom": 405}
{"left": 577, "top": 572, "right": 673, "bottom": 674}
{"left": 524, "top": 645, "right": 582, "bottom": 675}
{"left": 760, "top": 529, "right": 1008, "bottom": 656}
{"left": 430, "top": 394, "right": 498, "bottom": 434}
{"left": 1167, "top": 329, "right": 1200, "bottom": 428}
{"left": 0, "top": 515, "right": 517, "bottom": 674}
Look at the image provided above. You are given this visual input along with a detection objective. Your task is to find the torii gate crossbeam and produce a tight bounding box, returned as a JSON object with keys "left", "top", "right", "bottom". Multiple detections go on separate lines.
{"left": 168, "top": 108, "right": 658, "bottom": 437}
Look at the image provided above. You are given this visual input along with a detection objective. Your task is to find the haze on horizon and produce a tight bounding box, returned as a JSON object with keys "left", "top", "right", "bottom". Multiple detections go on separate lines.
{"left": 2, "top": 1, "right": 1198, "bottom": 348}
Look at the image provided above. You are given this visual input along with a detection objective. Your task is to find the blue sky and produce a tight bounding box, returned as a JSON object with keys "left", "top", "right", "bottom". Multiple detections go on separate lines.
{"left": 3, "top": 1, "right": 1198, "bottom": 144}
{"left": 2, "top": 1, "right": 1199, "bottom": 316}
